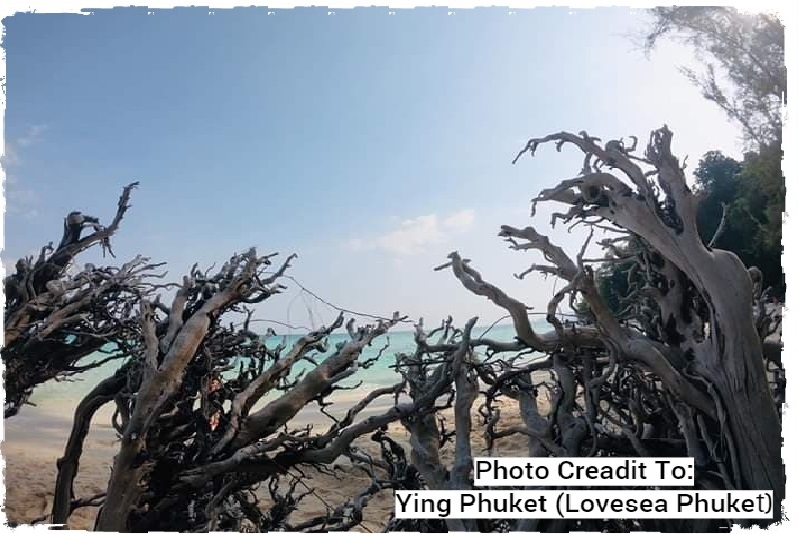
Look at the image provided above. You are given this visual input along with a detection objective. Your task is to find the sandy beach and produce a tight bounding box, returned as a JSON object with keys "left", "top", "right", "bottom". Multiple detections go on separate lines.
{"left": 1, "top": 327, "right": 539, "bottom": 531}
{"left": 2, "top": 405, "right": 120, "bottom": 529}
{"left": 2, "top": 404, "right": 401, "bottom": 530}
{"left": 2, "top": 396, "right": 535, "bottom": 530}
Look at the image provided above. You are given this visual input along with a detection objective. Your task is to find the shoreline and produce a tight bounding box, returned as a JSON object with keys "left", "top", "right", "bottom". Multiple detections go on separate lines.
{"left": 2, "top": 343, "right": 553, "bottom": 530}
{"left": 3, "top": 399, "right": 397, "bottom": 529}
{"left": 2, "top": 386, "right": 541, "bottom": 530}
{"left": 0, "top": 393, "right": 397, "bottom": 528}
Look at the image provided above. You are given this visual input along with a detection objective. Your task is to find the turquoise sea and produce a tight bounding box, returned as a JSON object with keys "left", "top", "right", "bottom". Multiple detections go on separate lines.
{"left": 27, "top": 321, "right": 552, "bottom": 421}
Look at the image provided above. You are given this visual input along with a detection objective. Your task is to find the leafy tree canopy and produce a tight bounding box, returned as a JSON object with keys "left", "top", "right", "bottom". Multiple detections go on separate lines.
{"left": 645, "top": 7, "right": 785, "bottom": 147}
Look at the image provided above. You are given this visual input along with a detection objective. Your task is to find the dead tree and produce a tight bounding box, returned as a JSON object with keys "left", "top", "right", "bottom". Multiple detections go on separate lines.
{"left": 427, "top": 127, "right": 783, "bottom": 530}
{"left": 53, "top": 248, "right": 458, "bottom": 532}
{"left": 1, "top": 183, "right": 160, "bottom": 417}
{"left": 37, "top": 126, "right": 785, "bottom": 530}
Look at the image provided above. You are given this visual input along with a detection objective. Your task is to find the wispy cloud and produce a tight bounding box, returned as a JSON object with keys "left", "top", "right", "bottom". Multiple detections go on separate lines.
{"left": 16, "top": 124, "right": 48, "bottom": 148}
{"left": 3, "top": 124, "right": 48, "bottom": 219}
{"left": 442, "top": 209, "right": 475, "bottom": 229}
{"left": 1, "top": 147, "right": 21, "bottom": 168}
{"left": 3, "top": 124, "right": 47, "bottom": 167}
{"left": 6, "top": 188, "right": 40, "bottom": 219}
{"left": 346, "top": 209, "right": 476, "bottom": 256}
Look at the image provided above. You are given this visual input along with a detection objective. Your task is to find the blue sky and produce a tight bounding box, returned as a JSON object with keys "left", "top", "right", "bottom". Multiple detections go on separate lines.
{"left": 2, "top": 7, "right": 744, "bottom": 331}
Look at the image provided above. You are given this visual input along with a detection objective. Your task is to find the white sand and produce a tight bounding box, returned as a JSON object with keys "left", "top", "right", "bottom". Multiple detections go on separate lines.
{"left": 2, "top": 398, "right": 536, "bottom": 530}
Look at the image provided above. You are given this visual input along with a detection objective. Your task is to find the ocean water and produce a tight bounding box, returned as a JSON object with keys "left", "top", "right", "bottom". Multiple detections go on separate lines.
{"left": 27, "top": 321, "right": 552, "bottom": 420}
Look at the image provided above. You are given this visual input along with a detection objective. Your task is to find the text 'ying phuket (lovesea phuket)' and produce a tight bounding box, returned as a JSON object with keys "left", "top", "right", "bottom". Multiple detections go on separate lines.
{"left": 394, "top": 458, "right": 773, "bottom": 519}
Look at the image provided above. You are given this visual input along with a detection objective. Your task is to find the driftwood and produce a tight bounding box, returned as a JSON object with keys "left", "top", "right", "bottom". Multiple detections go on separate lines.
{"left": 53, "top": 249, "right": 461, "bottom": 531}
{"left": 38, "top": 126, "right": 783, "bottom": 532}
{"left": 53, "top": 248, "right": 495, "bottom": 531}
{"left": 1, "top": 183, "right": 166, "bottom": 417}
{"left": 422, "top": 126, "right": 784, "bottom": 531}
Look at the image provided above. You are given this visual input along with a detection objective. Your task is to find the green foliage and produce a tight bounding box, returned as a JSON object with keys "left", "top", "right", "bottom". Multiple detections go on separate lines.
{"left": 595, "top": 260, "right": 635, "bottom": 316}
{"left": 645, "top": 7, "right": 785, "bottom": 147}
{"left": 695, "top": 145, "right": 783, "bottom": 296}
{"left": 736, "top": 144, "right": 784, "bottom": 294}
{"left": 584, "top": 7, "right": 787, "bottom": 315}
{"left": 593, "top": 147, "right": 784, "bottom": 316}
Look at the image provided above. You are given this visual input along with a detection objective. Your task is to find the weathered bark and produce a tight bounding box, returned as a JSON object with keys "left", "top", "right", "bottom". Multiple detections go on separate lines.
{"left": 95, "top": 249, "right": 295, "bottom": 531}
{"left": 528, "top": 129, "right": 782, "bottom": 515}
{"left": 52, "top": 365, "right": 129, "bottom": 525}
{"left": 399, "top": 318, "right": 478, "bottom": 532}
{"left": 2, "top": 183, "right": 153, "bottom": 417}
{"left": 31, "top": 126, "right": 781, "bottom": 533}
{"left": 434, "top": 126, "right": 783, "bottom": 529}
{"left": 89, "top": 248, "right": 430, "bottom": 532}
